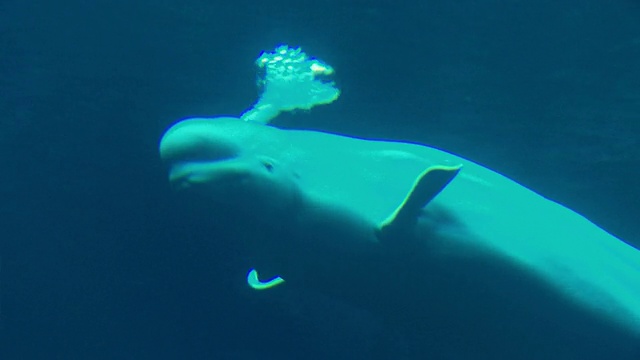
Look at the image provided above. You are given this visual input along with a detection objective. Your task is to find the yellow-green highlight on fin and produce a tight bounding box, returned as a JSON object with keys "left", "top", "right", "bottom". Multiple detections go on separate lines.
{"left": 246, "top": 268, "right": 285, "bottom": 290}
{"left": 379, "top": 164, "right": 462, "bottom": 236}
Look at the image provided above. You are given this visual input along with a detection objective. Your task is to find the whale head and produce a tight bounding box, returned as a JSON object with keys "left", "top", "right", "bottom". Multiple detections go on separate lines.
{"left": 159, "top": 117, "right": 302, "bottom": 219}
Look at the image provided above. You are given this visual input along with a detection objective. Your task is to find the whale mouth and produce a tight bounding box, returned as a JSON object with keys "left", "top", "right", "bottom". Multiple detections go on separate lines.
{"left": 160, "top": 120, "right": 247, "bottom": 190}
{"left": 166, "top": 158, "right": 224, "bottom": 190}
{"left": 168, "top": 163, "right": 200, "bottom": 190}
{"left": 168, "top": 159, "right": 252, "bottom": 191}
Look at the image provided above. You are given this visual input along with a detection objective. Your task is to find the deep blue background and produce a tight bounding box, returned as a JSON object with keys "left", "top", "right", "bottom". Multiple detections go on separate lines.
{"left": 2, "top": 0, "right": 639, "bottom": 358}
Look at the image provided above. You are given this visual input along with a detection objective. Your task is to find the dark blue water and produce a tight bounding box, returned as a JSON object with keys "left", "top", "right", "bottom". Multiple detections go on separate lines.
{"left": 2, "top": 0, "right": 639, "bottom": 358}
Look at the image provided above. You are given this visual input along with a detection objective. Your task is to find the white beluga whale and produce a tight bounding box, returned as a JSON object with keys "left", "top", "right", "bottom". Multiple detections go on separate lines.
{"left": 160, "top": 45, "right": 640, "bottom": 358}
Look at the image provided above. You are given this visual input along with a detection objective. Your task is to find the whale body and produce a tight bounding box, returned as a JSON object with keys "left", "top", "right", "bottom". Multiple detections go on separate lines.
{"left": 160, "top": 117, "right": 640, "bottom": 358}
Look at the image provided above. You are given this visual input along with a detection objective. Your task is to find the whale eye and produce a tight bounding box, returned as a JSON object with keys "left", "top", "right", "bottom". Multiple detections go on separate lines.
{"left": 262, "top": 160, "right": 274, "bottom": 172}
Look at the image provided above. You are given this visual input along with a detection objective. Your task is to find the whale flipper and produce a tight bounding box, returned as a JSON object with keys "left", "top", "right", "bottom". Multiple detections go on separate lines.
{"left": 246, "top": 268, "right": 285, "bottom": 290}
{"left": 379, "top": 165, "right": 462, "bottom": 237}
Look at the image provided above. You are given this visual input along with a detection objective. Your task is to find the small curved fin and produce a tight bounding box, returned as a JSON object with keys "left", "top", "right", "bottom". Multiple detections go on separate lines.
{"left": 379, "top": 164, "right": 462, "bottom": 235}
{"left": 246, "top": 268, "right": 285, "bottom": 290}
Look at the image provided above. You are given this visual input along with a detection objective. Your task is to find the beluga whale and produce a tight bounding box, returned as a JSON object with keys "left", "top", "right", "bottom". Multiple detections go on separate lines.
{"left": 159, "top": 45, "right": 640, "bottom": 358}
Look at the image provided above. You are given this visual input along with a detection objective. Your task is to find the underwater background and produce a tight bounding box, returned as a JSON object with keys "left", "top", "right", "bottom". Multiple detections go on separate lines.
{"left": 2, "top": 0, "right": 639, "bottom": 359}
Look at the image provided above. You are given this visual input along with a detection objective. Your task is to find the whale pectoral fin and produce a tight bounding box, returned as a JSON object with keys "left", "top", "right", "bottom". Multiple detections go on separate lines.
{"left": 246, "top": 268, "right": 286, "bottom": 290}
{"left": 379, "top": 164, "right": 462, "bottom": 236}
